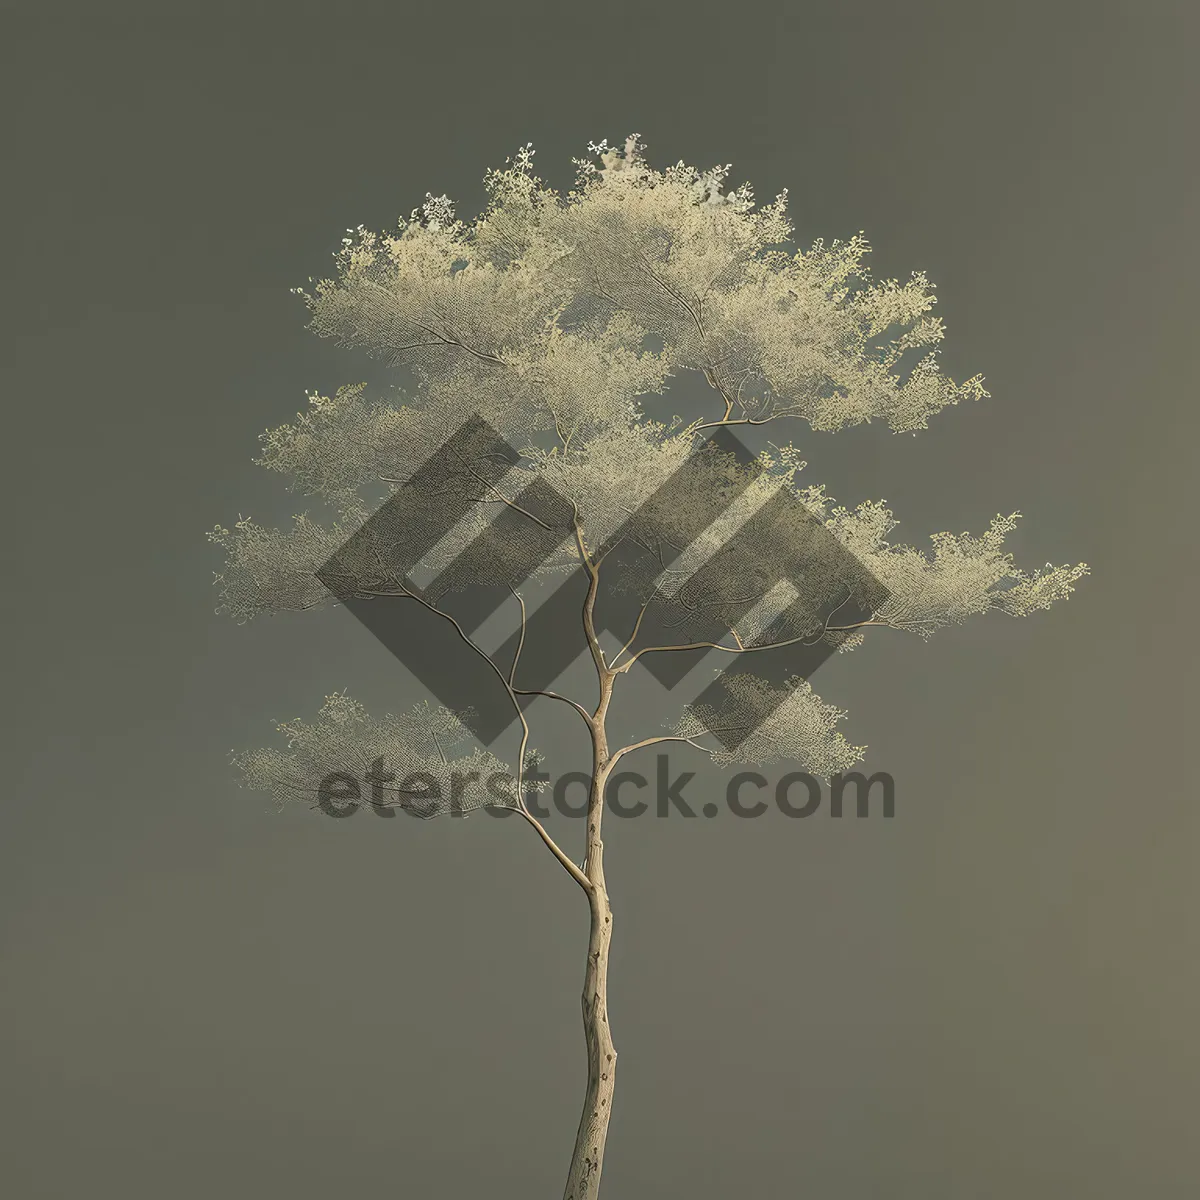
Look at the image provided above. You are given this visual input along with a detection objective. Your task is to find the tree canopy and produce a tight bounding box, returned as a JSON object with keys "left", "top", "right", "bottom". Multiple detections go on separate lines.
{"left": 210, "top": 133, "right": 1088, "bottom": 805}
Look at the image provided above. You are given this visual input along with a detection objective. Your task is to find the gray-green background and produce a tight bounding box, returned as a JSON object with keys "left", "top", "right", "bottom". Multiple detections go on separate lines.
{"left": 3, "top": 3, "right": 1196, "bottom": 1196}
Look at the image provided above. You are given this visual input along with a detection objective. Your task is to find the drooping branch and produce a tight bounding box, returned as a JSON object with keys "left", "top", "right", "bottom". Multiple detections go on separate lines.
{"left": 355, "top": 581, "right": 593, "bottom": 895}
{"left": 517, "top": 807, "right": 593, "bottom": 893}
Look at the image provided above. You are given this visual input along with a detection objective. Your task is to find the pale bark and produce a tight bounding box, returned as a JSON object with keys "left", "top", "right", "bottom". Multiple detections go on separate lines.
{"left": 563, "top": 547, "right": 619, "bottom": 1200}
{"left": 561, "top": 806, "right": 616, "bottom": 1200}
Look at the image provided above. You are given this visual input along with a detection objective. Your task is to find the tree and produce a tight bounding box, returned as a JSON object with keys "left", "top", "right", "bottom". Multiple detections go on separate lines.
{"left": 208, "top": 133, "right": 1089, "bottom": 1198}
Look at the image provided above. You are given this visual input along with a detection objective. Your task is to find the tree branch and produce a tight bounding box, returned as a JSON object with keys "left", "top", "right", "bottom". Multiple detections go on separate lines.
{"left": 693, "top": 414, "right": 777, "bottom": 431}
{"left": 512, "top": 688, "right": 595, "bottom": 730}
{"left": 613, "top": 597, "right": 881, "bottom": 673}
{"left": 607, "top": 594, "right": 654, "bottom": 670}
{"left": 571, "top": 507, "right": 609, "bottom": 676}
{"left": 517, "top": 807, "right": 593, "bottom": 893}
{"left": 354, "top": 584, "right": 591, "bottom": 894}
{"left": 358, "top": 280, "right": 508, "bottom": 367}
{"left": 606, "top": 733, "right": 716, "bottom": 771}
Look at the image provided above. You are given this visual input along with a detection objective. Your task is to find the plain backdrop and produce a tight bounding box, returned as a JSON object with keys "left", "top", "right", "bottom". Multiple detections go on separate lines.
{"left": 3, "top": 3, "right": 1197, "bottom": 1197}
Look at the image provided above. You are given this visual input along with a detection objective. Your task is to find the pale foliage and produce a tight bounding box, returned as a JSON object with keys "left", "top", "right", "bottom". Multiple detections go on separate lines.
{"left": 674, "top": 676, "right": 865, "bottom": 774}
{"left": 233, "top": 692, "right": 515, "bottom": 816}
{"left": 211, "top": 134, "right": 1089, "bottom": 792}
{"left": 822, "top": 506, "right": 1090, "bottom": 637}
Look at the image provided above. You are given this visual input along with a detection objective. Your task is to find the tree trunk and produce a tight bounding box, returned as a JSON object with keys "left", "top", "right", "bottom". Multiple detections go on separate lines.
{"left": 563, "top": 542, "right": 619, "bottom": 1199}
{"left": 562, "top": 877, "right": 616, "bottom": 1199}
{"left": 562, "top": 716, "right": 617, "bottom": 1199}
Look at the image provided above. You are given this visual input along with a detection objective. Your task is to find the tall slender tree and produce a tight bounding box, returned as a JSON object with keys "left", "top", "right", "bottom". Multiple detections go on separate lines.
{"left": 209, "top": 134, "right": 1088, "bottom": 1198}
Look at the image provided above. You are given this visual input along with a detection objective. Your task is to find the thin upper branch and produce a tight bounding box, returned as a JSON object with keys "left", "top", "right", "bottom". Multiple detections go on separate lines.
{"left": 694, "top": 414, "right": 777, "bottom": 431}
{"left": 608, "top": 595, "right": 654, "bottom": 670}
{"left": 358, "top": 280, "right": 508, "bottom": 368}
{"left": 448, "top": 445, "right": 552, "bottom": 531}
{"left": 606, "top": 733, "right": 716, "bottom": 771}
{"left": 571, "top": 508, "right": 609, "bottom": 677}
{"left": 614, "top": 610, "right": 882, "bottom": 673}
{"left": 355, "top": 583, "right": 593, "bottom": 895}
{"left": 512, "top": 688, "right": 595, "bottom": 730}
